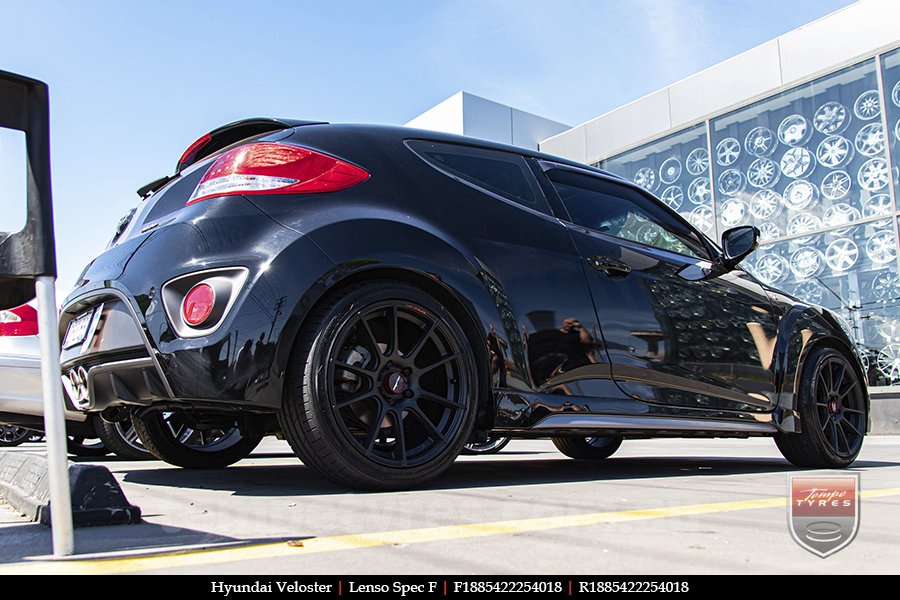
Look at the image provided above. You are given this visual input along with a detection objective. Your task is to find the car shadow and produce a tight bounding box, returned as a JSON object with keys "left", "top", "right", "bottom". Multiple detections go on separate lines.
{"left": 0, "top": 519, "right": 302, "bottom": 564}
{"left": 120, "top": 455, "right": 900, "bottom": 497}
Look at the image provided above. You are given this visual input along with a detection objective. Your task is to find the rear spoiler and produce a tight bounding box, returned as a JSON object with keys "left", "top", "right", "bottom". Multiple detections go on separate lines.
{"left": 137, "top": 117, "right": 326, "bottom": 198}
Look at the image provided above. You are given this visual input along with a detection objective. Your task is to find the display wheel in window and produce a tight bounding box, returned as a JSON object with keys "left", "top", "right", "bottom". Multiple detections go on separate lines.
{"left": 863, "top": 194, "right": 893, "bottom": 218}
{"left": 636, "top": 223, "right": 661, "bottom": 245}
{"left": 688, "top": 205, "right": 713, "bottom": 233}
{"left": 857, "top": 158, "right": 889, "bottom": 192}
{"left": 780, "top": 147, "right": 815, "bottom": 179}
{"left": 794, "top": 280, "right": 826, "bottom": 305}
{"left": 778, "top": 114, "right": 812, "bottom": 147}
{"left": 750, "top": 189, "right": 783, "bottom": 220}
{"left": 720, "top": 198, "right": 749, "bottom": 227}
{"left": 633, "top": 167, "right": 657, "bottom": 192}
{"left": 855, "top": 123, "right": 885, "bottom": 157}
{"left": 853, "top": 90, "right": 881, "bottom": 121}
{"left": 685, "top": 147, "right": 709, "bottom": 176}
{"left": 893, "top": 80, "right": 900, "bottom": 108}
{"left": 877, "top": 344, "right": 900, "bottom": 381}
{"left": 715, "top": 137, "right": 741, "bottom": 166}
{"left": 895, "top": 119, "right": 900, "bottom": 142}
{"left": 823, "top": 203, "right": 861, "bottom": 234}
{"left": 787, "top": 212, "right": 822, "bottom": 243}
{"left": 869, "top": 271, "right": 900, "bottom": 303}
{"left": 659, "top": 157, "right": 682, "bottom": 184}
{"left": 747, "top": 157, "right": 780, "bottom": 188}
{"left": 753, "top": 253, "right": 789, "bottom": 285}
{"left": 744, "top": 126, "right": 778, "bottom": 157}
{"left": 783, "top": 179, "right": 819, "bottom": 210}
{"left": 875, "top": 317, "right": 900, "bottom": 341}
{"left": 790, "top": 247, "right": 825, "bottom": 279}
{"left": 717, "top": 168, "right": 746, "bottom": 196}
{"left": 824, "top": 238, "right": 860, "bottom": 273}
{"left": 758, "top": 222, "right": 781, "bottom": 242}
{"left": 866, "top": 229, "right": 897, "bottom": 264}
{"left": 820, "top": 170, "right": 852, "bottom": 201}
{"left": 816, "top": 135, "right": 854, "bottom": 169}
{"left": 814, "top": 101, "right": 850, "bottom": 135}
{"left": 687, "top": 177, "right": 711, "bottom": 205}
{"left": 660, "top": 186, "right": 683, "bottom": 210}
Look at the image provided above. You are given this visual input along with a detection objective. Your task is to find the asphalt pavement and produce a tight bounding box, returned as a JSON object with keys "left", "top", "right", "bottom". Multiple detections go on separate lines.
{"left": 1, "top": 436, "right": 898, "bottom": 574}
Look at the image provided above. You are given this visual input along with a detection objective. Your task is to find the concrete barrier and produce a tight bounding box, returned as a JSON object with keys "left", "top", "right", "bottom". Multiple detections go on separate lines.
{"left": 871, "top": 392, "right": 900, "bottom": 435}
{"left": 0, "top": 452, "right": 140, "bottom": 527}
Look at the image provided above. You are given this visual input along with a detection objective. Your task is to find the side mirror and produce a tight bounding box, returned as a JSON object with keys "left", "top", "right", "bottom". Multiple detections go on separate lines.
{"left": 721, "top": 226, "right": 759, "bottom": 270}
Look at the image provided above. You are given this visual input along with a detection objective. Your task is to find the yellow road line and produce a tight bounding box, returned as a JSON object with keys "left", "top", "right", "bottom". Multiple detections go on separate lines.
{"left": 3, "top": 487, "right": 898, "bottom": 575}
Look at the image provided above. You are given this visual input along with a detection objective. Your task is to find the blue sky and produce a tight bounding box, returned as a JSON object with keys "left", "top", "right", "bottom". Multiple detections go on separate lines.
{"left": 0, "top": 0, "right": 855, "bottom": 292}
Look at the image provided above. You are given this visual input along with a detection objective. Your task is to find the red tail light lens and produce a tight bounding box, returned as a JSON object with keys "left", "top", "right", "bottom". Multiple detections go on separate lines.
{"left": 187, "top": 142, "right": 369, "bottom": 206}
{"left": 182, "top": 283, "right": 216, "bottom": 327}
{"left": 0, "top": 304, "right": 39, "bottom": 336}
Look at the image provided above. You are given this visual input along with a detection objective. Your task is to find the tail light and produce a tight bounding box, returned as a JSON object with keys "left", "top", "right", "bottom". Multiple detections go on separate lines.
{"left": 0, "top": 304, "right": 39, "bottom": 336}
{"left": 186, "top": 142, "right": 369, "bottom": 206}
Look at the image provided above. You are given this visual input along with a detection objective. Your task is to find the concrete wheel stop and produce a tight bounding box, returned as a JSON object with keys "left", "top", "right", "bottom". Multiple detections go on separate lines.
{"left": 0, "top": 452, "right": 141, "bottom": 527}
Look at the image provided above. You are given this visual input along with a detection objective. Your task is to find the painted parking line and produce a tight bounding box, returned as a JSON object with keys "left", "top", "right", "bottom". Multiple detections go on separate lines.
{"left": 3, "top": 487, "right": 899, "bottom": 575}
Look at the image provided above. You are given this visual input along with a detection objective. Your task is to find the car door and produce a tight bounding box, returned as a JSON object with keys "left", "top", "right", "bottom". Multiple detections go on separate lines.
{"left": 537, "top": 163, "right": 779, "bottom": 413}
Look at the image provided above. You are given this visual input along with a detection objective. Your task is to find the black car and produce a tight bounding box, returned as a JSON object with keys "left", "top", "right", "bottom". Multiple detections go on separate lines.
{"left": 59, "top": 118, "right": 869, "bottom": 489}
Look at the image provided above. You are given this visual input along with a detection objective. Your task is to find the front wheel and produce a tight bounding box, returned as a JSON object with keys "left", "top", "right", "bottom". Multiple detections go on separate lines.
{"left": 279, "top": 281, "right": 479, "bottom": 490}
{"left": 131, "top": 412, "right": 262, "bottom": 469}
{"left": 775, "top": 347, "right": 867, "bottom": 468}
{"left": 552, "top": 436, "right": 623, "bottom": 460}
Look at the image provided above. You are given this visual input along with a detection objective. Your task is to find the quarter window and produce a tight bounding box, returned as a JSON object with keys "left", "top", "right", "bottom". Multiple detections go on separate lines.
{"left": 547, "top": 169, "right": 707, "bottom": 259}
{"left": 407, "top": 140, "right": 550, "bottom": 214}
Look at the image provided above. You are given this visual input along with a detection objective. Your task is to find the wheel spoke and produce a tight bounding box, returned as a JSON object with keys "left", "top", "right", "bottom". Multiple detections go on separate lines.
{"left": 831, "top": 364, "right": 845, "bottom": 395}
{"left": 388, "top": 305, "right": 399, "bottom": 357}
{"left": 334, "top": 361, "right": 376, "bottom": 380}
{"left": 418, "top": 391, "right": 465, "bottom": 409}
{"left": 420, "top": 352, "right": 461, "bottom": 374}
{"left": 359, "top": 315, "right": 381, "bottom": 357}
{"left": 124, "top": 427, "right": 139, "bottom": 444}
{"left": 404, "top": 318, "right": 437, "bottom": 360}
{"left": 829, "top": 419, "right": 839, "bottom": 449}
{"left": 838, "top": 378, "right": 858, "bottom": 400}
{"left": 407, "top": 406, "right": 447, "bottom": 443}
{"left": 362, "top": 402, "right": 389, "bottom": 454}
{"left": 820, "top": 413, "right": 833, "bottom": 432}
{"left": 842, "top": 418, "right": 862, "bottom": 438}
{"left": 391, "top": 409, "right": 407, "bottom": 467}
{"left": 334, "top": 391, "right": 377, "bottom": 409}
{"left": 835, "top": 422, "right": 849, "bottom": 454}
{"left": 842, "top": 407, "right": 865, "bottom": 415}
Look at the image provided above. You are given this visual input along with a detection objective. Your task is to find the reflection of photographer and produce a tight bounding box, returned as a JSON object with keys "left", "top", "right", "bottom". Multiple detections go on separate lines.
{"left": 527, "top": 317, "right": 597, "bottom": 383}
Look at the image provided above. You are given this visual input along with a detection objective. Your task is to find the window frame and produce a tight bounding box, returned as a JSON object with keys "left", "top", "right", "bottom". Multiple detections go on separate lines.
{"left": 535, "top": 159, "right": 720, "bottom": 262}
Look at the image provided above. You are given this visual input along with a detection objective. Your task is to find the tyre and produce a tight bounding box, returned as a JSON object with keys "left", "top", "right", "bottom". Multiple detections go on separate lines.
{"left": 131, "top": 411, "right": 262, "bottom": 469}
{"left": 0, "top": 425, "right": 30, "bottom": 447}
{"left": 279, "top": 280, "right": 479, "bottom": 490}
{"left": 552, "top": 436, "right": 623, "bottom": 460}
{"left": 94, "top": 416, "right": 153, "bottom": 460}
{"left": 462, "top": 436, "right": 511, "bottom": 455}
{"left": 66, "top": 434, "right": 109, "bottom": 457}
{"left": 775, "top": 346, "right": 867, "bottom": 468}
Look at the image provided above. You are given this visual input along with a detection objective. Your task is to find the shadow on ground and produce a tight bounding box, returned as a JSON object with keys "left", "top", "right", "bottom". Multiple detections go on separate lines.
{"left": 120, "top": 455, "right": 900, "bottom": 497}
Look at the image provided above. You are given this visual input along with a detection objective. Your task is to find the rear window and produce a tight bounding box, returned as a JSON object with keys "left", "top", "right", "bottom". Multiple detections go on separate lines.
{"left": 407, "top": 140, "right": 550, "bottom": 214}
{"left": 142, "top": 165, "right": 207, "bottom": 224}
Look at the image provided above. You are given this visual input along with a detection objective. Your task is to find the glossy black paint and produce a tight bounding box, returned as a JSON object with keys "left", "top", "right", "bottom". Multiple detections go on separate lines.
{"left": 61, "top": 123, "right": 867, "bottom": 437}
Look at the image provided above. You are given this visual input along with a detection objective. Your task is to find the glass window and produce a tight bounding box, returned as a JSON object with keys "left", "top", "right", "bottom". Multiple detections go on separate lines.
{"left": 143, "top": 166, "right": 208, "bottom": 224}
{"left": 882, "top": 47, "right": 900, "bottom": 218}
{"left": 598, "top": 123, "right": 714, "bottom": 236}
{"left": 547, "top": 169, "right": 705, "bottom": 258}
{"left": 406, "top": 140, "right": 550, "bottom": 213}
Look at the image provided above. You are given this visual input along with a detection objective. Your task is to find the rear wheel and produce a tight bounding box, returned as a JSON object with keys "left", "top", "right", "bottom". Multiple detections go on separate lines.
{"left": 552, "top": 436, "right": 623, "bottom": 460}
{"left": 94, "top": 415, "right": 153, "bottom": 460}
{"left": 131, "top": 412, "right": 262, "bottom": 469}
{"left": 462, "top": 436, "right": 511, "bottom": 455}
{"left": 279, "top": 281, "right": 478, "bottom": 490}
{"left": 66, "top": 434, "right": 109, "bottom": 457}
{"left": 775, "top": 347, "right": 867, "bottom": 468}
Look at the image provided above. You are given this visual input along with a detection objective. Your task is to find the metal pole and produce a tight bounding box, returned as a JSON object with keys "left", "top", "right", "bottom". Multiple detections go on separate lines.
{"left": 35, "top": 275, "right": 73, "bottom": 556}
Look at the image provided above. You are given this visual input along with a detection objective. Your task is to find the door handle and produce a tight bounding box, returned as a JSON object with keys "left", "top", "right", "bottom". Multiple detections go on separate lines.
{"left": 588, "top": 256, "right": 631, "bottom": 278}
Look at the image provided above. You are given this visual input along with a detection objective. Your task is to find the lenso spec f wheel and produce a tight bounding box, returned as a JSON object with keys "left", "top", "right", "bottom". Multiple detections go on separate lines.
{"left": 462, "top": 436, "right": 511, "bottom": 455}
{"left": 775, "top": 347, "right": 866, "bottom": 468}
{"left": 552, "top": 436, "right": 623, "bottom": 460}
{"left": 131, "top": 411, "right": 261, "bottom": 469}
{"left": 279, "top": 281, "right": 479, "bottom": 490}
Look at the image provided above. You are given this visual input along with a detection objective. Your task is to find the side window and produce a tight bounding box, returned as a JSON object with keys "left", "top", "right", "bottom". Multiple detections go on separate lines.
{"left": 407, "top": 140, "right": 551, "bottom": 214}
{"left": 547, "top": 169, "right": 707, "bottom": 259}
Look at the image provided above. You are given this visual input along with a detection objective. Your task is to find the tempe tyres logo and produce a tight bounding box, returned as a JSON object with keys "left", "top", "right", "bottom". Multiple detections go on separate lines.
{"left": 789, "top": 474, "right": 859, "bottom": 558}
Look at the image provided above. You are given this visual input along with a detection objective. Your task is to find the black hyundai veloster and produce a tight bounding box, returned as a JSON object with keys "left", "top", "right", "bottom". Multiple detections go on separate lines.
{"left": 59, "top": 118, "right": 869, "bottom": 489}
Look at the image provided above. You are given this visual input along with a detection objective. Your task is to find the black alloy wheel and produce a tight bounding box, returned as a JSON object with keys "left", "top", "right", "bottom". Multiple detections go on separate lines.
{"left": 280, "top": 281, "right": 478, "bottom": 490}
{"left": 462, "top": 436, "right": 511, "bottom": 455}
{"left": 776, "top": 347, "right": 867, "bottom": 467}
{"left": 552, "top": 435, "right": 623, "bottom": 460}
